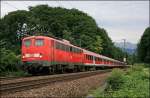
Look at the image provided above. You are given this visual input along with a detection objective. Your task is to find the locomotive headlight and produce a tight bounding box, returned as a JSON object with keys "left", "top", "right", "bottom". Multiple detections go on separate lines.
{"left": 22, "top": 55, "right": 25, "bottom": 58}
{"left": 39, "top": 53, "right": 42, "bottom": 58}
{"left": 34, "top": 53, "right": 42, "bottom": 58}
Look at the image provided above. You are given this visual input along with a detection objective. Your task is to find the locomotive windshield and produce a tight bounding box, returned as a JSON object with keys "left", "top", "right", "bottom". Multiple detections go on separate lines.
{"left": 24, "top": 39, "right": 31, "bottom": 47}
{"left": 35, "top": 39, "right": 44, "bottom": 46}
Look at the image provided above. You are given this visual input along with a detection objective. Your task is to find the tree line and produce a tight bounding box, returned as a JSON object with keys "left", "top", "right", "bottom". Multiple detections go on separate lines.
{"left": 137, "top": 27, "right": 150, "bottom": 64}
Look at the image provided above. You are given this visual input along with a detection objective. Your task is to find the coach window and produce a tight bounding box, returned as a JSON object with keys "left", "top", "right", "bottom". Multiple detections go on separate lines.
{"left": 75, "top": 48, "right": 78, "bottom": 53}
{"left": 66, "top": 45, "right": 68, "bottom": 51}
{"left": 96, "top": 57, "right": 98, "bottom": 61}
{"left": 59, "top": 43, "right": 62, "bottom": 50}
{"left": 89, "top": 55, "right": 91, "bottom": 60}
{"left": 75, "top": 48, "right": 77, "bottom": 53}
{"left": 56, "top": 42, "right": 59, "bottom": 49}
{"left": 98, "top": 58, "right": 100, "bottom": 61}
{"left": 91, "top": 56, "right": 93, "bottom": 60}
{"left": 70, "top": 47, "right": 72, "bottom": 52}
{"left": 78, "top": 49, "right": 80, "bottom": 53}
{"left": 71, "top": 47, "right": 74, "bottom": 52}
{"left": 64, "top": 45, "right": 66, "bottom": 51}
{"left": 98, "top": 58, "right": 100, "bottom": 62}
{"left": 66, "top": 46, "right": 70, "bottom": 51}
{"left": 100, "top": 58, "right": 102, "bottom": 62}
{"left": 86, "top": 55, "right": 88, "bottom": 60}
{"left": 73, "top": 48, "right": 75, "bottom": 52}
{"left": 55, "top": 42, "right": 58, "bottom": 49}
{"left": 35, "top": 39, "right": 44, "bottom": 46}
{"left": 61, "top": 44, "right": 63, "bottom": 50}
{"left": 78, "top": 49, "right": 81, "bottom": 53}
{"left": 74, "top": 48, "right": 77, "bottom": 53}
{"left": 58, "top": 43, "right": 62, "bottom": 50}
{"left": 73, "top": 48, "right": 76, "bottom": 53}
{"left": 24, "top": 39, "right": 31, "bottom": 47}
{"left": 63, "top": 45, "right": 66, "bottom": 51}
{"left": 88, "top": 55, "right": 90, "bottom": 60}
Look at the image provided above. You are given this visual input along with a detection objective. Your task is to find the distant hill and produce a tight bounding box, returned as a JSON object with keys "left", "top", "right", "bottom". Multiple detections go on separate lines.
{"left": 114, "top": 42, "right": 137, "bottom": 54}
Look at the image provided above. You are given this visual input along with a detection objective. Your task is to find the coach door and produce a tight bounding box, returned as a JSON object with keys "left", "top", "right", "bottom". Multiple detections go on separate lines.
{"left": 93, "top": 56, "right": 95, "bottom": 65}
{"left": 51, "top": 40, "right": 55, "bottom": 64}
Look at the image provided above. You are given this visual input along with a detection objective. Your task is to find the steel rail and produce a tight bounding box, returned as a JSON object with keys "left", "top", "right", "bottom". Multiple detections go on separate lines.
{"left": 0, "top": 76, "right": 29, "bottom": 81}
{"left": 0, "top": 70, "right": 111, "bottom": 94}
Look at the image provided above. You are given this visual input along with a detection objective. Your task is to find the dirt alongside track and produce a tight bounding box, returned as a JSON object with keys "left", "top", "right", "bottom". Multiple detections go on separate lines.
{"left": 1, "top": 72, "right": 110, "bottom": 97}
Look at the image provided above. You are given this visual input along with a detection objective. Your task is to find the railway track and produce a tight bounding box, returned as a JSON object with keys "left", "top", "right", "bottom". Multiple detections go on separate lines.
{"left": 0, "top": 76, "right": 28, "bottom": 81}
{"left": 0, "top": 70, "right": 111, "bottom": 94}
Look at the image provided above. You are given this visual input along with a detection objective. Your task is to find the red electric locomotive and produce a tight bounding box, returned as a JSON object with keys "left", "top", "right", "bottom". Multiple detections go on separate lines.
{"left": 22, "top": 36, "right": 125, "bottom": 74}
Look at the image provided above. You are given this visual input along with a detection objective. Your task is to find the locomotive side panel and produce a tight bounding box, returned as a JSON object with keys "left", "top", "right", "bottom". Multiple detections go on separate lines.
{"left": 70, "top": 46, "right": 83, "bottom": 65}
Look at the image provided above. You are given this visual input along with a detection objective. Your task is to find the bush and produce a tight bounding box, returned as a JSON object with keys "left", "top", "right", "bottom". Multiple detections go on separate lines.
{"left": 91, "top": 64, "right": 150, "bottom": 98}
{"left": 106, "top": 69, "right": 125, "bottom": 90}
{"left": 132, "top": 64, "right": 144, "bottom": 71}
{"left": 0, "top": 48, "right": 21, "bottom": 73}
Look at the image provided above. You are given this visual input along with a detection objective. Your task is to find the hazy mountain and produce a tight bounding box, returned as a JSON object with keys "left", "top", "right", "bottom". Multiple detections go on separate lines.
{"left": 114, "top": 42, "right": 137, "bottom": 54}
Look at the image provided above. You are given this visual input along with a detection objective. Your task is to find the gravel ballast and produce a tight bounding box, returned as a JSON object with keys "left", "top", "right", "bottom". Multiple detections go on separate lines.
{"left": 1, "top": 72, "right": 110, "bottom": 97}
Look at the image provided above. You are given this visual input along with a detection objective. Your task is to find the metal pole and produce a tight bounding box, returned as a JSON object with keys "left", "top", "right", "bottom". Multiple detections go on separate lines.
{"left": 122, "top": 39, "right": 126, "bottom": 62}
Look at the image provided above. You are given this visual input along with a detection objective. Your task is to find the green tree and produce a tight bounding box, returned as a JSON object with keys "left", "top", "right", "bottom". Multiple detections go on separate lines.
{"left": 137, "top": 27, "right": 150, "bottom": 63}
{"left": 0, "top": 48, "right": 20, "bottom": 72}
{"left": 0, "top": 10, "right": 29, "bottom": 54}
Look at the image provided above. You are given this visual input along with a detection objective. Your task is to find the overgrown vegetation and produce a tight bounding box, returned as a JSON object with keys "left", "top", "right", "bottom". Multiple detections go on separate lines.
{"left": 0, "top": 48, "right": 29, "bottom": 76}
{"left": 90, "top": 64, "right": 150, "bottom": 98}
{"left": 137, "top": 27, "right": 150, "bottom": 64}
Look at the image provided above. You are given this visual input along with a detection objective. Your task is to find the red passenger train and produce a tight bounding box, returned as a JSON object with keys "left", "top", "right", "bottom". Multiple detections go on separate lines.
{"left": 22, "top": 36, "right": 125, "bottom": 74}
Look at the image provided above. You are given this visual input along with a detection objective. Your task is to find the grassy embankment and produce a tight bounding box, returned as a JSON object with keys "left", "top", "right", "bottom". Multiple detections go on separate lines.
{"left": 89, "top": 64, "right": 150, "bottom": 98}
{"left": 0, "top": 70, "right": 29, "bottom": 77}
{"left": 0, "top": 48, "right": 30, "bottom": 77}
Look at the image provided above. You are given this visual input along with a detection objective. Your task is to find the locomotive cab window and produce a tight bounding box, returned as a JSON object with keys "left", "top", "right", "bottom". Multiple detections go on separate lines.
{"left": 35, "top": 39, "right": 44, "bottom": 46}
{"left": 24, "top": 39, "right": 31, "bottom": 47}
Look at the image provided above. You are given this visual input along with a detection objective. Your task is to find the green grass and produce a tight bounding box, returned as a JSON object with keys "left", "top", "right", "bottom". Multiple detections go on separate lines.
{"left": 89, "top": 64, "right": 150, "bottom": 98}
{"left": 0, "top": 70, "right": 30, "bottom": 77}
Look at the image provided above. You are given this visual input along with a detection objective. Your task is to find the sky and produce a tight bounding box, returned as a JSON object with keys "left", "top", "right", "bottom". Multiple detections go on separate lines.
{"left": 1, "top": 1, "right": 149, "bottom": 44}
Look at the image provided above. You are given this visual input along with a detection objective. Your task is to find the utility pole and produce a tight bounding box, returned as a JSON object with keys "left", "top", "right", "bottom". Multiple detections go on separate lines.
{"left": 122, "top": 39, "right": 126, "bottom": 63}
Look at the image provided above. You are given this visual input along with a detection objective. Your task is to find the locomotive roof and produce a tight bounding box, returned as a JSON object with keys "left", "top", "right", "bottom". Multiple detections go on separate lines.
{"left": 23, "top": 36, "right": 50, "bottom": 40}
{"left": 23, "top": 36, "right": 83, "bottom": 50}
{"left": 51, "top": 36, "right": 83, "bottom": 50}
